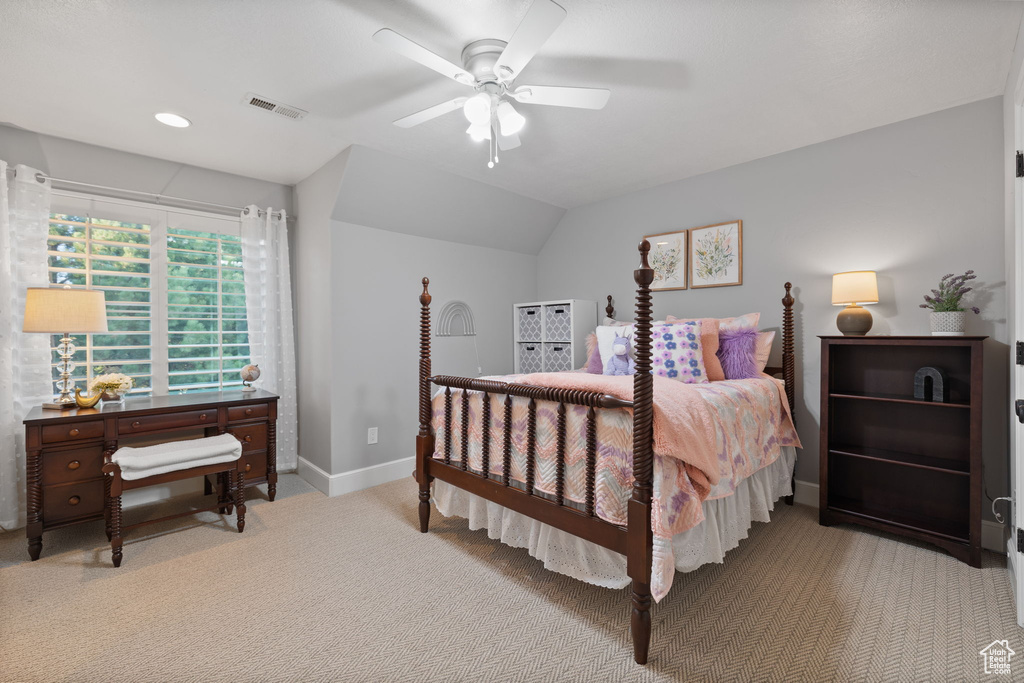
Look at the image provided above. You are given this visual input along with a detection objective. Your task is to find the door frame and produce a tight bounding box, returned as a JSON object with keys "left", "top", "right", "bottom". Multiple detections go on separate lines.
{"left": 1012, "top": 72, "right": 1024, "bottom": 627}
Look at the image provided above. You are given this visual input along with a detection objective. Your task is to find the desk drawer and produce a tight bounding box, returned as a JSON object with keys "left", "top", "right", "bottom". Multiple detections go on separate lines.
{"left": 43, "top": 479, "right": 104, "bottom": 524}
{"left": 119, "top": 409, "right": 214, "bottom": 434}
{"left": 241, "top": 451, "right": 268, "bottom": 480}
{"left": 228, "top": 424, "right": 267, "bottom": 453}
{"left": 228, "top": 403, "right": 268, "bottom": 422}
{"left": 43, "top": 445, "right": 105, "bottom": 485}
{"left": 42, "top": 420, "right": 104, "bottom": 444}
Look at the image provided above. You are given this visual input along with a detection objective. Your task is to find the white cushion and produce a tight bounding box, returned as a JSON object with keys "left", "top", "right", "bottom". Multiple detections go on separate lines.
{"left": 112, "top": 433, "right": 242, "bottom": 481}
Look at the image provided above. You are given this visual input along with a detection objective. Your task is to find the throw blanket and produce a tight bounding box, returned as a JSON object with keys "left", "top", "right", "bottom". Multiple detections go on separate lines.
{"left": 518, "top": 373, "right": 721, "bottom": 497}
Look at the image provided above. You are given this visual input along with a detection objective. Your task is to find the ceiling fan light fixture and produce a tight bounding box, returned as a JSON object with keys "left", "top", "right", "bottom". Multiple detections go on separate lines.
{"left": 463, "top": 92, "right": 491, "bottom": 125}
{"left": 466, "top": 122, "right": 491, "bottom": 142}
{"left": 496, "top": 101, "right": 525, "bottom": 136}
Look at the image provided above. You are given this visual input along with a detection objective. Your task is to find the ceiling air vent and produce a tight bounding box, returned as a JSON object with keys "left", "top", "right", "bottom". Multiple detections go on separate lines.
{"left": 242, "top": 92, "right": 308, "bottom": 121}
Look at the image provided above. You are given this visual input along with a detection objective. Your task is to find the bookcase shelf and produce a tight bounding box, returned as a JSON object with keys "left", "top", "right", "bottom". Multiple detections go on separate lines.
{"left": 829, "top": 445, "right": 969, "bottom": 475}
{"left": 819, "top": 335, "right": 984, "bottom": 567}
{"left": 828, "top": 391, "right": 969, "bottom": 409}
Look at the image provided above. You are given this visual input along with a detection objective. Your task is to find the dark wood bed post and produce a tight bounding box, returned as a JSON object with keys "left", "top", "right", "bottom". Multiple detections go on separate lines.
{"left": 782, "top": 282, "right": 796, "bottom": 506}
{"left": 606, "top": 295, "right": 614, "bottom": 319}
{"left": 628, "top": 240, "right": 656, "bottom": 665}
{"left": 416, "top": 277, "right": 435, "bottom": 532}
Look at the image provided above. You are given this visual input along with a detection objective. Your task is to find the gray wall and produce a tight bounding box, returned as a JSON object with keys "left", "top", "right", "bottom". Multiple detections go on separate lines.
{"left": 330, "top": 220, "right": 536, "bottom": 473}
{"left": 538, "top": 98, "right": 1008, "bottom": 518}
{"left": 332, "top": 146, "right": 565, "bottom": 255}
{"left": 293, "top": 144, "right": 545, "bottom": 480}
{"left": 292, "top": 148, "right": 352, "bottom": 473}
{"left": 0, "top": 124, "right": 292, "bottom": 212}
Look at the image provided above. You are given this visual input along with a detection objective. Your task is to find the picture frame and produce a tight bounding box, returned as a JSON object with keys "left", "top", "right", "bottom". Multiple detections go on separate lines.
{"left": 644, "top": 229, "right": 688, "bottom": 291}
{"left": 688, "top": 220, "right": 742, "bottom": 289}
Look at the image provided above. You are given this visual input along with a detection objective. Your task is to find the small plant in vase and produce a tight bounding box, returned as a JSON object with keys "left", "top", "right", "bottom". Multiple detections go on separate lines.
{"left": 89, "top": 373, "right": 135, "bottom": 404}
{"left": 919, "top": 270, "right": 980, "bottom": 336}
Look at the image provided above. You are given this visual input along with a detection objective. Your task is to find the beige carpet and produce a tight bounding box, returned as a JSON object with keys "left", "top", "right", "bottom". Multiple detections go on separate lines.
{"left": 0, "top": 474, "right": 1018, "bottom": 682}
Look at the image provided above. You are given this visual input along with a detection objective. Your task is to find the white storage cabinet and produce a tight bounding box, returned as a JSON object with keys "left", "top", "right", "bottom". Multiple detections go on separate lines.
{"left": 513, "top": 299, "right": 596, "bottom": 374}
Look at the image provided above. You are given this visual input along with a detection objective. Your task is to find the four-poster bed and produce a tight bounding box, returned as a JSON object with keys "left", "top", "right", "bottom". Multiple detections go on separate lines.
{"left": 414, "top": 239, "right": 797, "bottom": 664}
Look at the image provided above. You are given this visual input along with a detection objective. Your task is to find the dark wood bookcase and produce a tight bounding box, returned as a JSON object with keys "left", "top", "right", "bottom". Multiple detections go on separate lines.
{"left": 819, "top": 336, "right": 984, "bottom": 567}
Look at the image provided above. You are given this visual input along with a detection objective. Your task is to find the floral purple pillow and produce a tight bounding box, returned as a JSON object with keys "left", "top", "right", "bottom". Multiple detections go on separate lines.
{"left": 716, "top": 326, "right": 760, "bottom": 379}
{"left": 652, "top": 321, "right": 708, "bottom": 383}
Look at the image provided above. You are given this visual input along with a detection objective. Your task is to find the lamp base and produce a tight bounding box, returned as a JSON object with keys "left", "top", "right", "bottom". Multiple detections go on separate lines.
{"left": 837, "top": 304, "right": 873, "bottom": 336}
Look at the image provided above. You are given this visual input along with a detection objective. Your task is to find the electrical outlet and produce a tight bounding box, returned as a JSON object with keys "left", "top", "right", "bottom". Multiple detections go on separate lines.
{"left": 367, "top": 427, "right": 378, "bottom": 445}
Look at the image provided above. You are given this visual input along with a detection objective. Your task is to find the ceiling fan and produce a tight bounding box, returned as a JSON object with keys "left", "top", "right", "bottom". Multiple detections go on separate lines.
{"left": 373, "top": 0, "right": 610, "bottom": 168}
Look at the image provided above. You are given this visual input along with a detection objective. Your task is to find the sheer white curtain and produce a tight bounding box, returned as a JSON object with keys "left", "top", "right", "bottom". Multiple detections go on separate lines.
{"left": 0, "top": 163, "right": 55, "bottom": 530}
{"left": 240, "top": 206, "right": 297, "bottom": 470}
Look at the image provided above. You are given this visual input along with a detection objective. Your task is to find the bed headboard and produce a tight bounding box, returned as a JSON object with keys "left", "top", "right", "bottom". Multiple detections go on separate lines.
{"left": 603, "top": 283, "right": 797, "bottom": 417}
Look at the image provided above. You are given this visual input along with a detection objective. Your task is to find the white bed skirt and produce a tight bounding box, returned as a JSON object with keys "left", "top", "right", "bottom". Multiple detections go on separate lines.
{"left": 433, "top": 446, "right": 796, "bottom": 590}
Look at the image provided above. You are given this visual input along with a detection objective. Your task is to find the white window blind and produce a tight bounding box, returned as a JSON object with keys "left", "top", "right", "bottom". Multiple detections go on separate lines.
{"left": 47, "top": 192, "right": 249, "bottom": 395}
{"left": 166, "top": 224, "right": 249, "bottom": 391}
{"left": 47, "top": 212, "right": 153, "bottom": 393}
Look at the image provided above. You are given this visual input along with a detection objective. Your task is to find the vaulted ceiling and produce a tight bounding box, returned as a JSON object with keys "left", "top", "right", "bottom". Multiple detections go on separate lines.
{"left": 0, "top": 0, "right": 1020, "bottom": 208}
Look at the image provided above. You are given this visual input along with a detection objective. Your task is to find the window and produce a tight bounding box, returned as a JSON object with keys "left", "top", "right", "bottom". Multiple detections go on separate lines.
{"left": 166, "top": 226, "right": 249, "bottom": 391}
{"left": 46, "top": 193, "right": 249, "bottom": 395}
{"left": 47, "top": 213, "right": 153, "bottom": 393}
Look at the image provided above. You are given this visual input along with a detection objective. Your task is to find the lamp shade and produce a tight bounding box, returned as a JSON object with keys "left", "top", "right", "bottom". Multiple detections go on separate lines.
{"left": 832, "top": 271, "right": 878, "bottom": 306}
{"left": 23, "top": 287, "right": 108, "bottom": 333}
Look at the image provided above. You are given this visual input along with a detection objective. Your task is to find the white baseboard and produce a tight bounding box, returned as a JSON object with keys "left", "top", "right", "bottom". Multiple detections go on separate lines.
{"left": 793, "top": 479, "right": 819, "bottom": 507}
{"left": 297, "top": 455, "right": 414, "bottom": 497}
{"left": 984, "top": 520, "right": 1009, "bottom": 555}
{"left": 791, "top": 479, "right": 1005, "bottom": 554}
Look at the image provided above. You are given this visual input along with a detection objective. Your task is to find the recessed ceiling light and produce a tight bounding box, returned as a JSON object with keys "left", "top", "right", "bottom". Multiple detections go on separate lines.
{"left": 155, "top": 112, "right": 191, "bottom": 128}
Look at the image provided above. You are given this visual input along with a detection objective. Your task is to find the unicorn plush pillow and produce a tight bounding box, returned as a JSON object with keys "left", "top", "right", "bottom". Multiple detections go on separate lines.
{"left": 603, "top": 330, "right": 636, "bottom": 375}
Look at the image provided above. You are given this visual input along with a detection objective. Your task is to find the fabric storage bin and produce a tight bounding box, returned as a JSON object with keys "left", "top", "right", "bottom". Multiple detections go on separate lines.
{"left": 544, "top": 304, "right": 572, "bottom": 341}
{"left": 543, "top": 343, "right": 573, "bottom": 372}
{"left": 518, "top": 343, "right": 544, "bottom": 373}
{"left": 518, "top": 306, "right": 542, "bottom": 340}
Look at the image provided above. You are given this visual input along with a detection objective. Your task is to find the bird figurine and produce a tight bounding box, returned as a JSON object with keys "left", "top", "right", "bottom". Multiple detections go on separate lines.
{"left": 74, "top": 387, "right": 102, "bottom": 408}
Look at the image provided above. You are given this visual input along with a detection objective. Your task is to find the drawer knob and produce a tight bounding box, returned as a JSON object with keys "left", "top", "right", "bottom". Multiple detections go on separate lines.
{"left": 244, "top": 435, "right": 253, "bottom": 443}
{"left": 68, "top": 496, "right": 80, "bottom": 506}
{"left": 245, "top": 408, "right": 253, "bottom": 415}
{"left": 67, "top": 460, "right": 81, "bottom": 470}
{"left": 200, "top": 413, "right": 208, "bottom": 421}
{"left": 132, "top": 421, "right": 141, "bottom": 428}
{"left": 245, "top": 463, "right": 252, "bottom": 472}
{"left": 69, "top": 428, "right": 80, "bottom": 437}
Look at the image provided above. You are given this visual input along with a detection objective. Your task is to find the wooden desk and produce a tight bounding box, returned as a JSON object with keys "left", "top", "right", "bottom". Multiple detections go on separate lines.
{"left": 23, "top": 389, "right": 278, "bottom": 561}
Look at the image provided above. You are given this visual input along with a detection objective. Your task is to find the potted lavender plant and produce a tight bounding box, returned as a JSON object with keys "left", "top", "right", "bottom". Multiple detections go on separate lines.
{"left": 920, "top": 270, "right": 980, "bottom": 336}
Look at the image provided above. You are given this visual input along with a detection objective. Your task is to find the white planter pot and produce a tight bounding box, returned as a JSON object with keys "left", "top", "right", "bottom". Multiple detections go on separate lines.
{"left": 930, "top": 311, "right": 966, "bottom": 336}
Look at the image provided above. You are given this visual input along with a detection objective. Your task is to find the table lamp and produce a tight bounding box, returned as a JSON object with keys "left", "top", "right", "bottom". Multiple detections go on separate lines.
{"left": 23, "top": 286, "right": 108, "bottom": 410}
{"left": 832, "top": 271, "right": 878, "bottom": 336}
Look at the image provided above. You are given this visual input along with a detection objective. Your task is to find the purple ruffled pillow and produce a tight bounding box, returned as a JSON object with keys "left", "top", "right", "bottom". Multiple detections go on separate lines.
{"left": 716, "top": 326, "right": 760, "bottom": 379}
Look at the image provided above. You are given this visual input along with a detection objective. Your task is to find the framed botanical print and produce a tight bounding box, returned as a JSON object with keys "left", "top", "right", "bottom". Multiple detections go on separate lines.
{"left": 645, "top": 229, "right": 688, "bottom": 291}
{"left": 689, "top": 220, "right": 742, "bottom": 288}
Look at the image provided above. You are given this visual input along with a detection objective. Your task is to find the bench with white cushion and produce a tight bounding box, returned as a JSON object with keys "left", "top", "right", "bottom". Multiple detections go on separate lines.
{"left": 102, "top": 432, "right": 246, "bottom": 567}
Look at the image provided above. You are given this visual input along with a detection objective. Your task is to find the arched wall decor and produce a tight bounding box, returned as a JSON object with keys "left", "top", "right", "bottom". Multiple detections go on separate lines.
{"left": 436, "top": 300, "right": 476, "bottom": 337}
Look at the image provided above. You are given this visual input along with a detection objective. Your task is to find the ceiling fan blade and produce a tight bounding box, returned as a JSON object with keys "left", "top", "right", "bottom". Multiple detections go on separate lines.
{"left": 393, "top": 98, "right": 467, "bottom": 128}
{"left": 494, "top": 0, "right": 566, "bottom": 81}
{"left": 373, "top": 29, "right": 475, "bottom": 85}
{"left": 511, "top": 85, "right": 610, "bottom": 109}
{"left": 497, "top": 133, "right": 521, "bottom": 151}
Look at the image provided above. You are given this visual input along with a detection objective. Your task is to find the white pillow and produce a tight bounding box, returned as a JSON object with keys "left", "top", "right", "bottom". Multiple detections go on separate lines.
{"left": 595, "top": 324, "right": 635, "bottom": 370}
